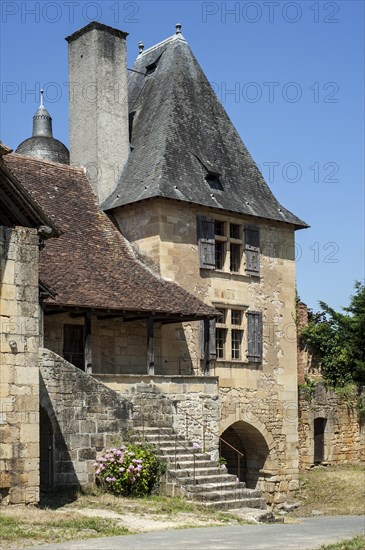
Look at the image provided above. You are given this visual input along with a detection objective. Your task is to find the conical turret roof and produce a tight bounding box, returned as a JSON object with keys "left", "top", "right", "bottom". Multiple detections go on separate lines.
{"left": 103, "top": 30, "right": 307, "bottom": 228}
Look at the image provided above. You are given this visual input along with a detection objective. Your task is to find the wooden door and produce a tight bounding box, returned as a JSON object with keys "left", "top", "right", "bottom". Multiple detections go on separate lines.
{"left": 314, "top": 417, "right": 326, "bottom": 463}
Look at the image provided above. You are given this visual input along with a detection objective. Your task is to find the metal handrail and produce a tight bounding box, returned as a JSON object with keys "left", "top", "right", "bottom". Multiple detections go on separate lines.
{"left": 184, "top": 410, "right": 244, "bottom": 481}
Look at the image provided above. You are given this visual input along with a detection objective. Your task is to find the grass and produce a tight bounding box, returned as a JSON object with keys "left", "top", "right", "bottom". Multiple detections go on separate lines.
{"left": 0, "top": 512, "right": 131, "bottom": 548}
{"left": 290, "top": 465, "right": 365, "bottom": 517}
{"left": 318, "top": 535, "right": 365, "bottom": 550}
{"left": 0, "top": 491, "right": 246, "bottom": 548}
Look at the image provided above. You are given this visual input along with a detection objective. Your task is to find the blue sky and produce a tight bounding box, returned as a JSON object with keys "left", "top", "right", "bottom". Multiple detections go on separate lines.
{"left": 1, "top": 1, "right": 364, "bottom": 312}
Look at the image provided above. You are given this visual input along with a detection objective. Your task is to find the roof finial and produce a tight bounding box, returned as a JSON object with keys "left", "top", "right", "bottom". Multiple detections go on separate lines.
{"left": 138, "top": 41, "right": 144, "bottom": 54}
{"left": 175, "top": 23, "right": 182, "bottom": 34}
{"left": 40, "top": 88, "right": 44, "bottom": 107}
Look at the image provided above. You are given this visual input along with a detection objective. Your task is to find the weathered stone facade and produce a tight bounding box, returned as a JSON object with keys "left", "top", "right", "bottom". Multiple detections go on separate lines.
{"left": 96, "top": 373, "right": 220, "bottom": 453}
{"left": 0, "top": 226, "right": 40, "bottom": 504}
{"left": 39, "top": 349, "right": 133, "bottom": 487}
{"left": 113, "top": 198, "right": 300, "bottom": 504}
{"left": 39, "top": 350, "right": 221, "bottom": 488}
{"left": 298, "top": 384, "right": 365, "bottom": 468}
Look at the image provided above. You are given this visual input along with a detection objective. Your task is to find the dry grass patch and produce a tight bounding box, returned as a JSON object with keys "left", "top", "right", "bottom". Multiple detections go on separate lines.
{"left": 0, "top": 491, "right": 246, "bottom": 548}
{"left": 290, "top": 465, "right": 365, "bottom": 517}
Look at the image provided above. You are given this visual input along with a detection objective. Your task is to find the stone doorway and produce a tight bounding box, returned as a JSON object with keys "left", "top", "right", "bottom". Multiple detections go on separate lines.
{"left": 40, "top": 407, "right": 54, "bottom": 492}
{"left": 220, "top": 421, "right": 270, "bottom": 489}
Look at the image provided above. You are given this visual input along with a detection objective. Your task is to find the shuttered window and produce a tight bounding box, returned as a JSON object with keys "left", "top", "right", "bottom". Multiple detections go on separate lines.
{"left": 247, "top": 311, "right": 262, "bottom": 362}
{"left": 200, "top": 319, "right": 217, "bottom": 360}
{"left": 245, "top": 225, "right": 260, "bottom": 276}
{"left": 197, "top": 216, "right": 215, "bottom": 269}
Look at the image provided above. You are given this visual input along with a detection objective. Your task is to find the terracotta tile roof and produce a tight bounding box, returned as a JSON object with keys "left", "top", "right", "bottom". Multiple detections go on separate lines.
{"left": 4, "top": 153, "right": 217, "bottom": 319}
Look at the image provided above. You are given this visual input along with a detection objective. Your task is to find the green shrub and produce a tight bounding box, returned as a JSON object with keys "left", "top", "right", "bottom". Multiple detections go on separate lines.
{"left": 94, "top": 442, "right": 165, "bottom": 497}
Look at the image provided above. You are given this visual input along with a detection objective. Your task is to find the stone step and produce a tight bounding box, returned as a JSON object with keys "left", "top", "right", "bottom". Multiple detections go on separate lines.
{"left": 186, "top": 481, "right": 247, "bottom": 493}
{"left": 172, "top": 473, "right": 239, "bottom": 484}
{"left": 185, "top": 488, "right": 262, "bottom": 502}
{"left": 202, "top": 498, "right": 267, "bottom": 510}
{"left": 132, "top": 425, "right": 267, "bottom": 512}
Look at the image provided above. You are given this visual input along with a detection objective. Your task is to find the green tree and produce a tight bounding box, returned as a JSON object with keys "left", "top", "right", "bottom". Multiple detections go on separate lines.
{"left": 301, "top": 281, "right": 365, "bottom": 387}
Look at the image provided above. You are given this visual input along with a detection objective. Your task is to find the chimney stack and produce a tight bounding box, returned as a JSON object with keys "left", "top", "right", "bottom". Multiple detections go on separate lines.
{"left": 66, "top": 22, "right": 129, "bottom": 204}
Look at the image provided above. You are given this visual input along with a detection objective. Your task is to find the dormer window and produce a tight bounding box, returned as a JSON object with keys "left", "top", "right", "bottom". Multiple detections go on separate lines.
{"left": 205, "top": 171, "right": 223, "bottom": 190}
{"left": 145, "top": 53, "right": 163, "bottom": 76}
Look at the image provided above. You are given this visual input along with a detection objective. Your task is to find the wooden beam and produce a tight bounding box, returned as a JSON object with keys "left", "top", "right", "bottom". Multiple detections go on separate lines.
{"left": 147, "top": 317, "right": 154, "bottom": 375}
{"left": 84, "top": 312, "right": 92, "bottom": 374}
{"left": 203, "top": 318, "right": 210, "bottom": 375}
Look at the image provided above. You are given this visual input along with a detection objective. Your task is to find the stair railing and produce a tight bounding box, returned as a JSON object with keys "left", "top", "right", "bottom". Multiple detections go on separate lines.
{"left": 183, "top": 410, "right": 244, "bottom": 482}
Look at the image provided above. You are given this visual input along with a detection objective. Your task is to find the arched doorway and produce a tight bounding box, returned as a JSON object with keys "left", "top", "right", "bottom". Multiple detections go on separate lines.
{"left": 220, "top": 421, "right": 270, "bottom": 488}
{"left": 40, "top": 407, "right": 54, "bottom": 492}
{"left": 314, "top": 417, "right": 327, "bottom": 463}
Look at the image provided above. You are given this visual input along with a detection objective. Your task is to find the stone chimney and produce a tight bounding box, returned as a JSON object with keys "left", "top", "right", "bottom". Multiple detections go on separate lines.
{"left": 66, "top": 22, "right": 129, "bottom": 204}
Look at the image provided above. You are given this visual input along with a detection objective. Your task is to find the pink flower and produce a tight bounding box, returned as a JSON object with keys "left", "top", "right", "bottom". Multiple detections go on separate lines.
{"left": 119, "top": 467, "right": 125, "bottom": 472}
{"left": 95, "top": 469, "right": 100, "bottom": 475}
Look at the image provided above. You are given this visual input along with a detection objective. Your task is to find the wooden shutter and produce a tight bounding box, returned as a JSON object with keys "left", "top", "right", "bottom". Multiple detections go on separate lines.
{"left": 247, "top": 311, "right": 262, "bottom": 362}
{"left": 200, "top": 318, "right": 217, "bottom": 360}
{"left": 245, "top": 225, "right": 260, "bottom": 276}
{"left": 197, "top": 215, "right": 215, "bottom": 269}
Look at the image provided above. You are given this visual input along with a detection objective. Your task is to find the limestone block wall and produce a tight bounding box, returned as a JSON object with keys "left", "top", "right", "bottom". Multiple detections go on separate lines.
{"left": 40, "top": 349, "right": 134, "bottom": 487}
{"left": 44, "top": 314, "right": 162, "bottom": 374}
{"left": 0, "top": 226, "right": 40, "bottom": 504}
{"left": 94, "top": 374, "right": 220, "bottom": 453}
{"left": 298, "top": 384, "right": 365, "bottom": 468}
{"left": 114, "top": 198, "right": 300, "bottom": 502}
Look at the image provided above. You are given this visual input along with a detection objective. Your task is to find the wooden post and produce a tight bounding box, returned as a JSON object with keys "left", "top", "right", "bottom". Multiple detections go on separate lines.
{"left": 147, "top": 317, "right": 154, "bottom": 375}
{"left": 84, "top": 311, "right": 92, "bottom": 373}
{"left": 204, "top": 318, "right": 210, "bottom": 375}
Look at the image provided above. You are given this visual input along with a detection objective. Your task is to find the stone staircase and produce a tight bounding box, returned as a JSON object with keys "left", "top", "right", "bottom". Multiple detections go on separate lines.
{"left": 132, "top": 426, "right": 267, "bottom": 511}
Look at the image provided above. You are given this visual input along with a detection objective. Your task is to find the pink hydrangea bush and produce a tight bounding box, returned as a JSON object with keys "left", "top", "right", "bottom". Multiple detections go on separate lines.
{"left": 94, "top": 442, "right": 164, "bottom": 497}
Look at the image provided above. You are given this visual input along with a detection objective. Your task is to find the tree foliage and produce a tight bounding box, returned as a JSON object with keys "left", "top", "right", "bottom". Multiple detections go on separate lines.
{"left": 301, "top": 281, "right": 365, "bottom": 387}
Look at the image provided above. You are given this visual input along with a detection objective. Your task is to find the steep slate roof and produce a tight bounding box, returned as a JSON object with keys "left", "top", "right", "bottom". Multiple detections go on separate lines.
{"left": 3, "top": 153, "right": 217, "bottom": 319}
{"left": 103, "top": 33, "right": 308, "bottom": 229}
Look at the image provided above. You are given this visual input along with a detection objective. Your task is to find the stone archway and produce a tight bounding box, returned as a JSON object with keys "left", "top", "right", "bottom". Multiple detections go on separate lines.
{"left": 40, "top": 407, "right": 54, "bottom": 492}
{"left": 220, "top": 420, "right": 272, "bottom": 489}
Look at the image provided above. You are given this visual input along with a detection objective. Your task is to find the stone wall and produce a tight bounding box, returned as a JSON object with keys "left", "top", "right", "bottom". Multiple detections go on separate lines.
{"left": 44, "top": 313, "right": 165, "bottom": 374}
{"left": 0, "top": 226, "right": 40, "bottom": 504}
{"left": 298, "top": 383, "right": 365, "bottom": 468}
{"left": 40, "top": 351, "right": 221, "bottom": 488}
{"left": 94, "top": 374, "right": 220, "bottom": 453}
{"left": 114, "top": 198, "right": 300, "bottom": 501}
{"left": 40, "top": 349, "right": 134, "bottom": 488}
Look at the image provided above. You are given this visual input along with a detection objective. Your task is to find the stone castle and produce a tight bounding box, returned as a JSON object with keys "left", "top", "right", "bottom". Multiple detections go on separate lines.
{"left": 1, "top": 22, "right": 363, "bottom": 508}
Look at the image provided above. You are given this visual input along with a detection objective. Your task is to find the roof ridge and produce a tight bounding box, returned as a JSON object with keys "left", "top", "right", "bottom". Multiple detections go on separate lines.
{"left": 137, "top": 33, "right": 186, "bottom": 57}
{"left": 10, "top": 152, "right": 85, "bottom": 173}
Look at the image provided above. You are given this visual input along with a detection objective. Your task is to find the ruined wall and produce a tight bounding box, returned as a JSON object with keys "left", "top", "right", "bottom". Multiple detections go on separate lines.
{"left": 44, "top": 314, "right": 162, "bottom": 374}
{"left": 0, "top": 226, "right": 40, "bottom": 504}
{"left": 114, "top": 198, "right": 300, "bottom": 502}
{"left": 40, "top": 349, "right": 134, "bottom": 487}
{"left": 298, "top": 384, "right": 365, "bottom": 469}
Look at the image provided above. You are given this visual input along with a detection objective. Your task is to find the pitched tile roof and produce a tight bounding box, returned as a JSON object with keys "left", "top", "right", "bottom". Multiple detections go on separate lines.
{"left": 103, "top": 34, "right": 308, "bottom": 229}
{"left": 0, "top": 145, "right": 59, "bottom": 233}
{"left": 3, "top": 153, "right": 217, "bottom": 319}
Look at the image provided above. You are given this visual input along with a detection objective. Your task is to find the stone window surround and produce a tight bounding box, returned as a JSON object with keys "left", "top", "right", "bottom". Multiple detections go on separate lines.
{"left": 214, "top": 305, "right": 246, "bottom": 362}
